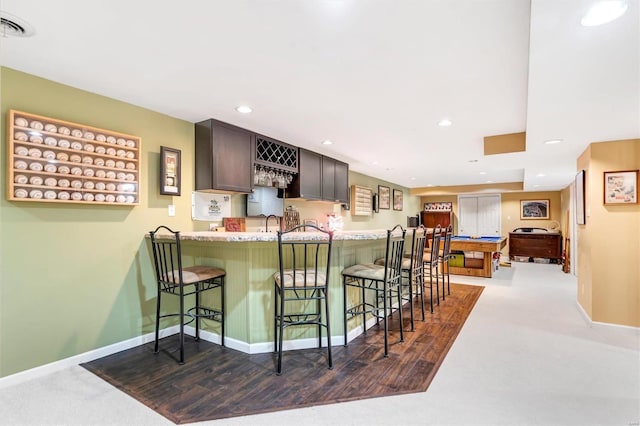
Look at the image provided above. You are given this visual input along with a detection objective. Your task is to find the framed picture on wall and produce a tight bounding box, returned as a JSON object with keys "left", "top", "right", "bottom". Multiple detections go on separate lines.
{"left": 393, "top": 189, "right": 403, "bottom": 211}
{"left": 160, "top": 146, "right": 181, "bottom": 196}
{"left": 575, "top": 170, "right": 586, "bottom": 225}
{"left": 603, "top": 170, "right": 638, "bottom": 205}
{"left": 378, "top": 185, "right": 390, "bottom": 209}
{"left": 424, "top": 202, "right": 452, "bottom": 212}
{"left": 520, "top": 199, "right": 549, "bottom": 220}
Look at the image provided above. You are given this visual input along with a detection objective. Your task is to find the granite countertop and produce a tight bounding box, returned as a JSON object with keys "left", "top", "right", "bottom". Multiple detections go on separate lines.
{"left": 150, "top": 229, "right": 390, "bottom": 242}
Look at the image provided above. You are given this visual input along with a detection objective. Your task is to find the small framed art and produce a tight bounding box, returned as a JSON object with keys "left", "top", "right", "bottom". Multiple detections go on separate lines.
{"left": 393, "top": 189, "right": 403, "bottom": 211}
{"left": 604, "top": 170, "right": 638, "bottom": 205}
{"left": 575, "top": 170, "right": 586, "bottom": 225}
{"left": 378, "top": 185, "right": 390, "bottom": 210}
{"left": 520, "top": 199, "right": 549, "bottom": 219}
{"left": 160, "top": 146, "right": 181, "bottom": 196}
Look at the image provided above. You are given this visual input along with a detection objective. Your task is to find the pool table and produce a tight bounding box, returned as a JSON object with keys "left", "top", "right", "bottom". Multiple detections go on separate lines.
{"left": 442, "top": 235, "right": 507, "bottom": 278}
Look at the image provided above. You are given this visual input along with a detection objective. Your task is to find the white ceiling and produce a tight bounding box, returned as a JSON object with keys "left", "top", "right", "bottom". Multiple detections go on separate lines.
{"left": 1, "top": 0, "right": 638, "bottom": 191}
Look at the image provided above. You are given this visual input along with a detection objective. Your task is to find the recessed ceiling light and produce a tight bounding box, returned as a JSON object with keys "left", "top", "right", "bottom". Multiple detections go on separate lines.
{"left": 438, "top": 119, "right": 452, "bottom": 127}
{"left": 322, "top": 140, "right": 333, "bottom": 145}
{"left": 581, "top": 1, "right": 629, "bottom": 26}
{"left": 372, "top": 161, "right": 379, "bottom": 165}
{"left": 426, "top": 184, "right": 434, "bottom": 187}
{"left": 486, "top": 180, "right": 494, "bottom": 183}
{"left": 235, "top": 105, "right": 252, "bottom": 114}
{"left": 544, "top": 139, "right": 563, "bottom": 145}
{"left": 479, "top": 171, "right": 487, "bottom": 175}
{"left": 534, "top": 185, "right": 540, "bottom": 188}
{"left": 410, "top": 177, "right": 416, "bottom": 180}
{"left": 537, "top": 173, "right": 546, "bottom": 177}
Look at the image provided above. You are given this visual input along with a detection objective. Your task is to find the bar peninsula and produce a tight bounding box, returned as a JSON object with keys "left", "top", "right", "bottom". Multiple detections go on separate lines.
{"left": 147, "top": 230, "right": 391, "bottom": 354}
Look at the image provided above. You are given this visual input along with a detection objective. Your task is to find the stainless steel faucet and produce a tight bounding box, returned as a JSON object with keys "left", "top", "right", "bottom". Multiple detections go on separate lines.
{"left": 265, "top": 215, "right": 279, "bottom": 232}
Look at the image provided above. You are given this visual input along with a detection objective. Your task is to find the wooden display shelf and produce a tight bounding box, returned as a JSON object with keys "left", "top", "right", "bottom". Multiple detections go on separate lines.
{"left": 351, "top": 185, "right": 372, "bottom": 216}
{"left": 7, "top": 110, "right": 141, "bottom": 206}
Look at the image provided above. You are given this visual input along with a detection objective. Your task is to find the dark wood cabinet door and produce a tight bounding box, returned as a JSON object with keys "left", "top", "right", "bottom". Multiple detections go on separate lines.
{"left": 212, "top": 124, "right": 253, "bottom": 192}
{"left": 292, "top": 148, "right": 322, "bottom": 200}
{"left": 334, "top": 160, "right": 349, "bottom": 203}
{"left": 284, "top": 149, "right": 348, "bottom": 202}
{"left": 321, "top": 157, "right": 336, "bottom": 201}
{"left": 195, "top": 119, "right": 253, "bottom": 193}
{"left": 421, "top": 211, "right": 452, "bottom": 229}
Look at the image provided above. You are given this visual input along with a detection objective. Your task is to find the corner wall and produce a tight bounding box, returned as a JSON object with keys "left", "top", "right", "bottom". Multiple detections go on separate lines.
{"left": 577, "top": 139, "right": 639, "bottom": 327}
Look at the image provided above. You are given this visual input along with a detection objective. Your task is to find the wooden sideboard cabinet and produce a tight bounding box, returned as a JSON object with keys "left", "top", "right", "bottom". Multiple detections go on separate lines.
{"left": 509, "top": 232, "right": 562, "bottom": 262}
{"left": 421, "top": 211, "right": 452, "bottom": 229}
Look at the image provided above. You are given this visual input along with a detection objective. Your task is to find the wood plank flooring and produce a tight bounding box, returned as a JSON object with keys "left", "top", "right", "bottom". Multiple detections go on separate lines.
{"left": 82, "top": 283, "right": 483, "bottom": 424}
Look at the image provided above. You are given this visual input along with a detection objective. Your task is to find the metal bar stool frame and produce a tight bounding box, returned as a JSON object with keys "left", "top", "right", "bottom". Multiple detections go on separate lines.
{"left": 342, "top": 225, "right": 406, "bottom": 357}
{"left": 424, "top": 225, "right": 442, "bottom": 313}
{"left": 438, "top": 224, "right": 453, "bottom": 298}
{"left": 273, "top": 224, "right": 334, "bottom": 375}
{"left": 149, "top": 225, "right": 225, "bottom": 364}
{"left": 402, "top": 225, "right": 427, "bottom": 329}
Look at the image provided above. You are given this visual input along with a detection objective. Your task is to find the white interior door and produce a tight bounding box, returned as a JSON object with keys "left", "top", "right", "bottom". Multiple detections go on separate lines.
{"left": 458, "top": 196, "right": 478, "bottom": 235}
{"left": 477, "top": 195, "right": 501, "bottom": 236}
{"left": 458, "top": 194, "right": 501, "bottom": 236}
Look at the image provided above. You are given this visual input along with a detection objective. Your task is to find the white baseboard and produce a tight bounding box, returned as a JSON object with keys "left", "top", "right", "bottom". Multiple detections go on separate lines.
{"left": 0, "top": 325, "right": 180, "bottom": 389}
{"left": 0, "top": 326, "right": 347, "bottom": 389}
{"left": 575, "top": 301, "right": 640, "bottom": 334}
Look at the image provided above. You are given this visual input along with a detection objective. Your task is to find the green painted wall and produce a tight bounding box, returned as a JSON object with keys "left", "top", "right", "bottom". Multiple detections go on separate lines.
{"left": 0, "top": 68, "right": 422, "bottom": 378}
{"left": 291, "top": 171, "right": 421, "bottom": 231}
{"left": 0, "top": 67, "right": 195, "bottom": 377}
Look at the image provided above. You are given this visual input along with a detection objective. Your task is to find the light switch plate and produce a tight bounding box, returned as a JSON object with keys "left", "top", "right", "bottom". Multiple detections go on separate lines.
{"left": 168, "top": 204, "right": 176, "bottom": 217}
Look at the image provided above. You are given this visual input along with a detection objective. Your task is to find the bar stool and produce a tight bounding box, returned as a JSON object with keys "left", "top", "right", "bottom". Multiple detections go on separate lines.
{"left": 403, "top": 225, "right": 427, "bottom": 328}
{"left": 149, "top": 225, "right": 226, "bottom": 364}
{"left": 423, "top": 225, "right": 442, "bottom": 312}
{"left": 342, "top": 225, "right": 406, "bottom": 357}
{"left": 273, "top": 224, "right": 334, "bottom": 375}
{"left": 438, "top": 224, "right": 453, "bottom": 297}
{"left": 373, "top": 226, "right": 426, "bottom": 330}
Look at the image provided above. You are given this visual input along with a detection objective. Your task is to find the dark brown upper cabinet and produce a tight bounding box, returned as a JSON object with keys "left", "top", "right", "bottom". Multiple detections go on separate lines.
{"left": 334, "top": 159, "right": 349, "bottom": 203}
{"left": 195, "top": 119, "right": 253, "bottom": 193}
{"left": 287, "top": 148, "right": 349, "bottom": 203}
{"left": 322, "top": 156, "right": 349, "bottom": 203}
{"left": 288, "top": 148, "right": 322, "bottom": 200}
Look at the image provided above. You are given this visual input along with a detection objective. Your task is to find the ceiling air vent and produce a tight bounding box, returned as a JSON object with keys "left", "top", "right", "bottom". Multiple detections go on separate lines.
{"left": 0, "top": 12, "right": 35, "bottom": 37}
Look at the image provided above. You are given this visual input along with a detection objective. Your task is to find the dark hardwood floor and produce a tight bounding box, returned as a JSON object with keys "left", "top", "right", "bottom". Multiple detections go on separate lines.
{"left": 82, "top": 283, "right": 483, "bottom": 424}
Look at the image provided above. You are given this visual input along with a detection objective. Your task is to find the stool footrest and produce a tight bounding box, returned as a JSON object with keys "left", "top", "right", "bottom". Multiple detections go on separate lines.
{"left": 188, "top": 306, "right": 224, "bottom": 322}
